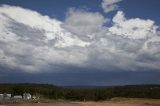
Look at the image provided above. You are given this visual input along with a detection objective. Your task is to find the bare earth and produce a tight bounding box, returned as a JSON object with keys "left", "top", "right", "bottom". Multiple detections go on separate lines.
{"left": 2, "top": 99, "right": 160, "bottom": 106}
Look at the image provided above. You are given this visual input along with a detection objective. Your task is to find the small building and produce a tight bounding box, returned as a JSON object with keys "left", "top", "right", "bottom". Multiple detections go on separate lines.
{"left": 0, "top": 94, "right": 4, "bottom": 100}
{"left": 32, "top": 95, "right": 36, "bottom": 100}
{"left": 3, "top": 93, "right": 11, "bottom": 100}
{"left": 23, "top": 93, "right": 32, "bottom": 100}
{"left": 13, "top": 95, "right": 23, "bottom": 99}
{"left": 32, "top": 95, "right": 40, "bottom": 100}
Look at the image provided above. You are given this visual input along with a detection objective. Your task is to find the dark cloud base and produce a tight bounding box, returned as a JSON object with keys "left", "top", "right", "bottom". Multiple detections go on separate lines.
{"left": 0, "top": 66, "right": 160, "bottom": 86}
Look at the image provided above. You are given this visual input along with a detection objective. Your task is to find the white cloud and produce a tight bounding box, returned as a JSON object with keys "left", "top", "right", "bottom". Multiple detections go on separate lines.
{"left": 101, "top": 0, "right": 122, "bottom": 13}
{"left": 109, "top": 11, "right": 158, "bottom": 39}
{"left": 0, "top": 5, "right": 89, "bottom": 47}
{"left": 0, "top": 5, "right": 90, "bottom": 73}
{"left": 62, "top": 8, "right": 106, "bottom": 40}
{"left": 0, "top": 5, "right": 160, "bottom": 73}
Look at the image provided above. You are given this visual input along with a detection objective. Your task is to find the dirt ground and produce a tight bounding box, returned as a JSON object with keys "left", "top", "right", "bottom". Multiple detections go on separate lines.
{"left": 2, "top": 99, "right": 160, "bottom": 106}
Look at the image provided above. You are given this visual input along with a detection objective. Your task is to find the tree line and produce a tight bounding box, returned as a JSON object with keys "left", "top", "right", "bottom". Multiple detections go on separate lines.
{"left": 0, "top": 83, "right": 160, "bottom": 101}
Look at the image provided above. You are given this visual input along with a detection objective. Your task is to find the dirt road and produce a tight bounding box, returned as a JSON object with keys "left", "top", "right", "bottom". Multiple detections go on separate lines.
{"left": 2, "top": 99, "right": 160, "bottom": 106}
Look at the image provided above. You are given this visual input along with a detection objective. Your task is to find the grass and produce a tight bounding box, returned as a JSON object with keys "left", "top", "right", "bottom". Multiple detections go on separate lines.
{"left": 0, "top": 99, "right": 69, "bottom": 105}
{"left": 0, "top": 99, "right": 38, "bottom": 105}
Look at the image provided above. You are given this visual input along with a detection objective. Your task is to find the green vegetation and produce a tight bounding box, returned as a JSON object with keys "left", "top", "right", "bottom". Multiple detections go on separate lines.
{"left": 0, "top": 83, "right": 160, "bottom": 101}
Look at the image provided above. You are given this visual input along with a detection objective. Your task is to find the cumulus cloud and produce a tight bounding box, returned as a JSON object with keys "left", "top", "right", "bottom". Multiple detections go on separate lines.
{"left": 62, "top": 8, "right": 106, "bottom": 41}
{"left": 101, "top": 0, "right": 122, "bottom": 13}
{"left": 109, "top": 11, "right": 158, "bottom": 39}
{"left": 0, "top": 5, "right": 89, "bottom": 46}
{"left": 0, "top": 4, "right": 160, "bottom": 74}
{"left": 0, "top": 5, "right": 90, "bottom": 73}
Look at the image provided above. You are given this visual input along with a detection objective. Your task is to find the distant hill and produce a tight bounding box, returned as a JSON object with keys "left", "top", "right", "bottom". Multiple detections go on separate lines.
{"left": 0, "top": 83, "right": 160, "bottom": 101}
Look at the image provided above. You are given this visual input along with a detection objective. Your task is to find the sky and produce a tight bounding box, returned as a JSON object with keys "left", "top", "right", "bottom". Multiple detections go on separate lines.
{"left": 0, "top": 0, "right": 160, "bottom": 86}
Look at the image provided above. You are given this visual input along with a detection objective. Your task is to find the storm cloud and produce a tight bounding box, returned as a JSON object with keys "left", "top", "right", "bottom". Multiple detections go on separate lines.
{"left": 0, "top": 4, "right": 160, "bottom": 73}
{"left": 0, "top": 0, "right": 160, "bottom": 85}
